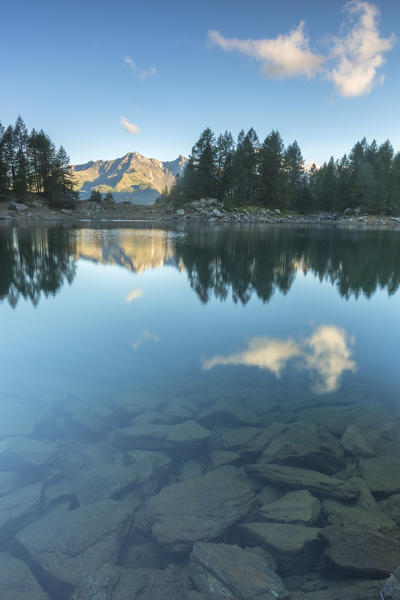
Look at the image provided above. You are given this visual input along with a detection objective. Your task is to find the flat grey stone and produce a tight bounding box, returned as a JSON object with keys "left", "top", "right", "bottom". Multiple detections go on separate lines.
{"left": 323, "top": 478, "right": 395, "bottom": 530}
{"left": 217, "top": 423, "right": 285, "bottom": 457}
{"left": 113, "top": 420, "right": 210, "bottom": 454}
{"left": 381, "top": 566, "right": 400, "bottom": 600}
{"left": 360, "top": 457, "right": 400, "bottom": 495}
{"left": 246, "top": 462, "right": 359, "bottom": 500}
{"left": 340, "top": 425, "right": 374, "bottom": 457}
{"left": 0, "top": 437, "right": 56, "bottom": 471}
{"left": 190, "top": 542, "right": 289, "bottom": 599}
{"left": 0, "top": 552, "right": 49, "bottom": 599}
{"left": 321, "top": 526, "right": 400, "bottom": 577}
{"left": 16, "top": 500, "right": 134, "bottom": 595}
{"left": 210, "top": 450, "right": 240, "bottom": 468}
{"left": 238, "top": 522, "right": 323, "bottom": 575}
{"left": 0, "top": 482, "right": 43, "bottom": 541}
{"left": 146, "top": 465, "right": 256, "bottom": 553}
{"left": 69, "top": 564, "right": 191, "bottom": 600}
{"left": 256, "top": 490, "right": 321, "bottom": 526}
{"left": 381, "top": 494, "right": 400, "bottom": 524}
{"left": 68, "top": 444, "right": 171, "bottom": 504}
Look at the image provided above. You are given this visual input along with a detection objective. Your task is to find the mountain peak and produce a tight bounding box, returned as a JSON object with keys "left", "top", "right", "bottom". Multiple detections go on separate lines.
{"left": 72, "top": 152, "right": 187, "bottom": 204}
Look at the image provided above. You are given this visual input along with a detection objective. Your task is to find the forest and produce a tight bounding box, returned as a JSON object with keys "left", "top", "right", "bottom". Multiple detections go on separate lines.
{"left": 165, "top": 127, "right": 400, "bottom": 215}
{"left": 0, "top": 116, "right": 77, "bottom": 207}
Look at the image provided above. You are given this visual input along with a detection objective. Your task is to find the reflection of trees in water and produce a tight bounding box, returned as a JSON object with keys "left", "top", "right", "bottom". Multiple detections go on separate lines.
{"left": 1, "top": 225, "right": 400, "bottom": 308}
{"left": 174, "top": 227, "right": 400, "bottom": 304}
{"left": 0, "top": 227, "right": 76, "bottom": 308}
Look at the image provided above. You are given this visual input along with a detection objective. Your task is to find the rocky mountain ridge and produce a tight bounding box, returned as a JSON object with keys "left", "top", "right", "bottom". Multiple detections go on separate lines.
{"left": 72, "top": 152, "right": 187, "bottom": 204}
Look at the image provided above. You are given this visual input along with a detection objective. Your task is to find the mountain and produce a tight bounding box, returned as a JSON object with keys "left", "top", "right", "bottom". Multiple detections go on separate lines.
{"left": 71, "top": 152, "right": 187, "bottom": 204}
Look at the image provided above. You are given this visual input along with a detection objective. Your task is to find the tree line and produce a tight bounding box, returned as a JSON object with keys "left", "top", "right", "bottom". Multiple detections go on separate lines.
{"left": 165, "top": 127, "right": 400, "bottom": 215}
{"left": 0, "top": 116, "right": 77, "bottom": 207}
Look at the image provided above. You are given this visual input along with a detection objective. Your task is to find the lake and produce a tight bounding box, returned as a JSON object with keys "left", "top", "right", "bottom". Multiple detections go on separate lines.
{"left": 0, "top": 223, "right": 400, "bottom": 599}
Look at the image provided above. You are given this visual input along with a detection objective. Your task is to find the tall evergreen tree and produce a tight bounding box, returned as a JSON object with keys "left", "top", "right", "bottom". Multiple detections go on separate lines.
{"left": 13, "top": 116, "right": 29, "bottom": 195}
{"left": 284, "top": 140, "right": 305, "bottom": 210}
{"left": 216, "top": 130, "right": 235, "bottom": 201}
{"left": 259, "top": 130, "right": 284, "bottom": 208}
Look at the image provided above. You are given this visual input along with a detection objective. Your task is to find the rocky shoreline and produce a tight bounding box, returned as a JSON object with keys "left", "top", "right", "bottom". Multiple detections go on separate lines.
{"left": 2, "top": 198, "right": 400, "bottom": 230}
{"left": 0, "top": 382, "right": 400, "bottom": 599}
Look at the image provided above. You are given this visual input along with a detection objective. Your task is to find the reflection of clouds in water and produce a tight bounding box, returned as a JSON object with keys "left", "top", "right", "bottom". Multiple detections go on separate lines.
{"left": 203, "top": 325, "right": 356, "bottom": 394}
{"left": 203, "top": 338, "right": 301, "bottom": 377}
{"left": 125, "top": 288, "right": 143, "bottom": 303}
{"left": 132, "top": 331, "right": 159, "bottom": 350}
{"left": 305, "top": 326, "right": 356, "bottom": 393}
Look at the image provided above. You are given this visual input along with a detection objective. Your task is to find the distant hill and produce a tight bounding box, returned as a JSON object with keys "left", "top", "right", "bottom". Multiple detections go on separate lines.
{"left": 71, "top": 152, "right": 187, "bottom": 204}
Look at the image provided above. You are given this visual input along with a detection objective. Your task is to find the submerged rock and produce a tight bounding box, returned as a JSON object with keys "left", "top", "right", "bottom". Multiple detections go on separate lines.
{"left": 321, "top": 526, "right": 400, "bottom": 577}
{"left": 261, "top": 434, "right": 346, "bottom": 475}
{"left": 381, "top": 566, "right": 400, "bottom": 600}
{"left": 15, "top": 500, "right": 134, "bottom": 596}
{"left": 380, "top": 493, "right": 400, "bottom": 524}
{"left": 255, "top": 490, "right": 321, "bottom": 526}
{"left": 145, "top": 465, "right": 256, "bottom": 553}
{"left": 216, "top": 424, "right": 285, "bottom": 458}
{"left": 340, "top": 424, "right": 374, "bottom": 458}
{"left": 113, "top": 420, "right": 210, "bottom": 454}
{"left": 69, "top": 564, "right": 192, "bottom": 600}
{"left": 0, "top": 436, "right": 56, "bottom": 471}
{"left": 360, "top": 457, "right": 400, "bottom": 495}
{"left": 0, "top": 552, "right": 49, "bottom": 600}
{"left": 322, "top": 478, "right": 395, "bottom": 531}
{"left": 238, "top": 522, "right": 323, "bottom": 575}
{"left": 246, "top": 462, "right": 359, "bottom": 500}
{"left": 66, "top": 444, "right": 172, "bottom": 504}
{"left": 0, "top": 482, "right": 43, "bottom": 541}
{"left": 289, "top": 578, "right": 385, "bottom": 600}
{"left": 198, "top": 398, "right": 261, "bottom": 427}
{"left": 190, "top": 542, "right": 289, "bottom": 599}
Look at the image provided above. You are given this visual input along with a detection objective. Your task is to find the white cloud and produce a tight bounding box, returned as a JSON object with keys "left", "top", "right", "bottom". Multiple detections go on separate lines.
{"left": 209, "top": 22, "right": 325, "bottom": 78}
{"left": 132, "top": 331, "right": 159, "bottom": 350}
{"left": 123, "top": 56, "right": 157, "bottom": 80}
{"left": 124, "top": 56, "right": 136, "bottom": 71}
{"left": 208, "top": 1, "right": 394, "bottom": 97}
{"left": 203, "top": 325, "right": 356, "bottom": 394}
{"left": 329, "top": 1, "right": 395, "bottom": 97}
{"left": 120, "top": 117, "right": 140, "bottom": 135}
{"left": 125, "top": 288, "right": 143, "bottom": 303}
{"left": 139, "top": 66, "right": 157, "bottom": 80}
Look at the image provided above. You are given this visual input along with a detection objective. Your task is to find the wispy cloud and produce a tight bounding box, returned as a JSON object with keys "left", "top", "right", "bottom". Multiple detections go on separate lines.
{"left": 209, "top": 22, "right": 325, "bottom": 79}
{"left": 330, "top": 1, "right": 395, "bottom": 97}
{"left": 132, "top": 331, "right": 159, "bottom": 350}
{"left": 208, "top": 1, "right": 394, "bottom": 97}
{"left": 125, "top": 288, "right": 143, "bottom": 303}
{"left": 123, "top": 56, "right": 157, "bottom": 80}
{"left": 203, "top": 325, "right": 356, "bottom": 394}
{"left": 120, "top": 117, "right": 140, "bottom": 135}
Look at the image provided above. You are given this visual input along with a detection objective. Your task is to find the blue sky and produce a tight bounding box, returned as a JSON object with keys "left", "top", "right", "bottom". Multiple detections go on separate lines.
{"left": 1, "top": 0, "right": 399, "bottom": 165}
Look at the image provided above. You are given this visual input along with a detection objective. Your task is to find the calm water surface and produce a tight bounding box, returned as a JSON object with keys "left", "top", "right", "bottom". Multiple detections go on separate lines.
{"left": 1, "top": 223, "right": 400, "bottom": 599}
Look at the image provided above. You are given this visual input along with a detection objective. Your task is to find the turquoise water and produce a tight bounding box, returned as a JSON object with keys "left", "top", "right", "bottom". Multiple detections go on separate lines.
{"left": 1, "top": 223, "right": 400, "bottom": 599}
{"left": 1, "top": 225, "right": 399, "bottom": 414}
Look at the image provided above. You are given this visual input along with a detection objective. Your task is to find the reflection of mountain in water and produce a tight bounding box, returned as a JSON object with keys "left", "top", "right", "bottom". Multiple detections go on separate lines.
{"left": 1, "top": 225, "right": 400, "bottom": 307}
{"left": 0, "top": 227, "right": 76, "bottom": 308}
{"left": 72, "top": 229, "right": 177, "bottom": 274}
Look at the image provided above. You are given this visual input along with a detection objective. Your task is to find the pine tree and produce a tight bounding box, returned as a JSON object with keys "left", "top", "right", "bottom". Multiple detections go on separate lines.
{"left": 13, "top": 116, "right": 29, "bottom": 196}
{"left": 48, "top": 146, "right": 78, "bottom": 207}
{"left": 284, "top": 140, "right": 305, "bottom": 210}
{"left": 259, "top": 130, "right": 284, "bottom": 208}
{"left": 216, "top": 131, "right": 235, "bottom": 201}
